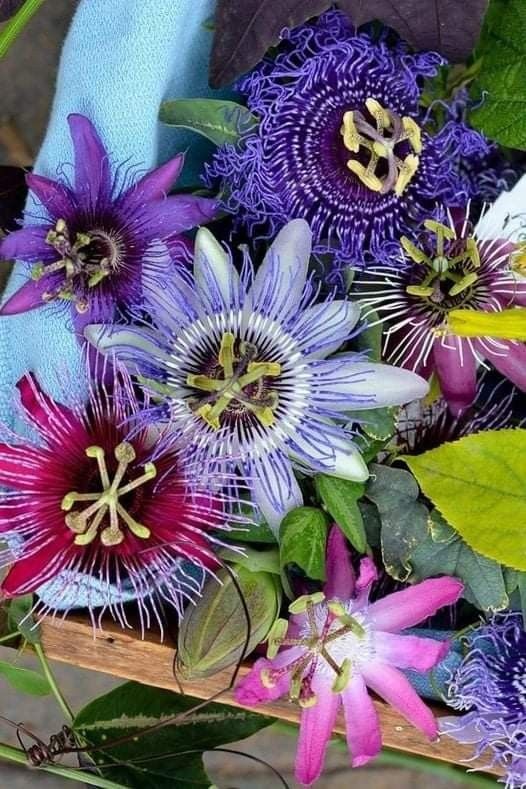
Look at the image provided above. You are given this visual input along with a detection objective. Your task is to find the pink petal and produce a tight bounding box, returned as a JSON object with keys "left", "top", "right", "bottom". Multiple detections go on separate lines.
{"left": 0, "top": 275, "right": 59, "bottom": 316}
{"left": 375, "top": 632, "right": 450, "bottom": 672}
{"left": 361, "top": 662, "right": 438, "bottom": 739}
{"left": 234, "top": 649, "right": 302, "bottom": 706}
{"left": 0, "top": 225, "right": 56, "bottom": 263}
{"left": 16, "top": 374, "right": 88, "bottom": 447}
{"left": 0, "top": 444, "right": 50, "bottom": 490}
{"left": 367, "top": 577, "right": 463, "bottom": 633}
{"left": 2, "top": 533, "right": 73, "bottom": 596}
{"left": 26, "top": 173, "right": 75, "bottom": 219}
{"left": 341, "top": 673, "right": 382, "bottom": 767}
{"left": 324, "top": 526, "right": 355, "bottom": 599}
{"left": 481, "top": 339, "right": 526, "bottom": 391}
{"left": 68, "top": 114, "right": 111, "bottom": 204}
{"left": 432, "top": 337, "right": 477, "bottom": 416}
{"left": 295, "top": 676, "right": 340, "bottom": 786}
{"left": 121, "top": 154, "right": 184, "bottom": 207}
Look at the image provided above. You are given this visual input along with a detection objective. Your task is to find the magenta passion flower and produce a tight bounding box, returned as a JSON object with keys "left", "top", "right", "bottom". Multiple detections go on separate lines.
{"left": 358, "top": 211, "right": 526, "bottom": 415}
{"left": 0, "top": 368, "right": 234, "bottom": 621}
{"left": 205, "top": 10, "right": 487, "bottom": 268}
{"left": 235, "top": 527, "right": 463, "bottom": 784}
{"left": 86, "top": 219, "right": 428, "bottom": 532}
{"left": 0, "top": 114, "right": 216, "bottom": 331}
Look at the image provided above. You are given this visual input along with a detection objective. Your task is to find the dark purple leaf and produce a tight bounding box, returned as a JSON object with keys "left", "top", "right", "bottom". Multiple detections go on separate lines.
{"left": 210, "top": 0, "right": 489, "bottom": 88}
{"left": 0, "top": 0, "right": 25, "bottom": 23}
{"left": 0, "top": 166, "right": 27, "bottom": 233}
{"left": 209, "top": 0, "right": 331, "bottom": 88}
{"left": 338, "top": 0, "right": 489, "bottom": 62}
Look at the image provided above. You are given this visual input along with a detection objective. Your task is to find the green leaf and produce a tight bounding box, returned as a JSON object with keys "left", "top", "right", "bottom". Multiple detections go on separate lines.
{"left": 365, "top": 464, "right": 430, "bottom": 580}
{"left": 403, "top": 429, "right": 526, "bottom": 570}
{"left": 0, "top": 661, "right": 50, "bottom": 695}
{"left": 350, "top": 407, "right": 397, "bottom": 442}
{"left": 314, "top": 475, "right": 367, "bottom": 553}
{"left": 409, "top": 511, "right": 508, "bottom": 612}
{"left": 7, "top": 594, "right": 40, "bottom": 644}
{"left": 74, "top": 682, "right": 274, "bottom": 788}
{"left": 221, "top": 518, "right": 277, "bottom": 544}
{"left": 353, "top": 308, "right": 383, "bottom": 361}
{"left": 220, "top": 546, "right": 280, "bottom": 574}
{"left": 279, "top": 506, "right": 329, "bottom": 586}
{"left": 470, "top": 0, "right": 526, "bottom": 148}
{"left": 159, "top": 99, "right": 257, "bottom": 146}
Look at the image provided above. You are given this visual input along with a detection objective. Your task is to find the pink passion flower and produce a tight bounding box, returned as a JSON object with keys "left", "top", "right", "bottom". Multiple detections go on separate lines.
{"left": 0, "top": 368, "right": 233, "bottom": 623}
{"left": 235, "top": 527, "right": 463, "bottom": 785}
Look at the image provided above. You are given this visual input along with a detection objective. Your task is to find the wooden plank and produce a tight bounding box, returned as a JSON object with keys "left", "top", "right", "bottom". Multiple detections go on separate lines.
{"left": 39, "top": 614, "right": 497, "bottom": 775}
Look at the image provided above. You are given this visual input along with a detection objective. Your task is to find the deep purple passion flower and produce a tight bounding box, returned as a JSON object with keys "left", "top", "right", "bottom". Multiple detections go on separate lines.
{"left": 205, "top": 10, "right": 487, "bottom": 267}
{"left": 0, "top": 114, "right": 216, "bottom": 331}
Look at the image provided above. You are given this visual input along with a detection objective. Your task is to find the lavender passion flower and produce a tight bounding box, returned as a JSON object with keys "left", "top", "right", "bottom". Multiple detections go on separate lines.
{"left": 205, "top": 10, "right": 487, "bottom": 268}
{"left": 440, "top": 614, "right": 526, "bottom": 788}
{"left": 0, "top": 114, "right": 216, "bottom": 332}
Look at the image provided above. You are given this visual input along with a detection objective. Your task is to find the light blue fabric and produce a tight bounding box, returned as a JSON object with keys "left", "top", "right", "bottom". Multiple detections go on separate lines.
{"left": 0, "top": 0, "right": 219, "bottom": 426}
{"left": 0, "top": 0, "right": 222, "bottom": 608}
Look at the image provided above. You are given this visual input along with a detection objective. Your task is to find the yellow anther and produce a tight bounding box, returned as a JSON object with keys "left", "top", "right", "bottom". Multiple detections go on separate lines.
{"left": 449, "top": 272, "right": 478, "bottom": 297}
{"left": 372, "top": 140, "right": 389, "bottom": 158}
{"left": 266, "top": 618, "right": 289, "bottom": 659}
{"left": 340, "top": 111, "right": 361, "bottom": 153}
{"left": 402, "top": 116, "right": 422, "bottom": 154}
{"left": 246, "top": 361, "right": 281, "bottom": 377}
{"left": 218, "top": 332, "right": 235, "bottom": 378}
{"left": 347, "top": 160, "right": 384, "bottom": 192}
{"left": 424, "top": 220, "right": 456, "bottom": 240}
{"left": 365, "top": 98, "right": 391, "bottom": 128}
{"left": 299, "top": 692, "right": 318, "bottom": 709}
{"left": 186, "top": 374, "right": 223, "bottom": 392}
{"left": 288, "top": 592, "right": 325, "bottom": 615}
{"left": 196, "top": 403, "right": 222, "bottom": 431}
{"left": 406, "top": 284, "right": 435, "bottom": 298}
{"left": 394, "top": 154, "right": 419, "bottom": 197}
{"left": 261, "top": 668, "right": 277, "bottom": 689}
{"left": 332, "top": 658, "right": 352, "bottom": 693}
{"left": 465, "top": 237, "right": 480, "bottom": 268}
{"left": 401, "top": 236, "right": 429, "bottom": 264}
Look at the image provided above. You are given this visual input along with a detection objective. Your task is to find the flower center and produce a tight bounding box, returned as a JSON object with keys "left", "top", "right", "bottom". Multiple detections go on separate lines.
{"left": 262, "top": 593, "right": 370, "bottom": 708}
{"left": 187, "top": 332, "right": 282, "bottom": 430}
{"left": 340, "top": 98, "right": 421, "bottom": 196}
{"left": 32, "top": 219, "right": 124, "bottom": 313}
{"left": 402, "top": 219, "right": 481, "bottom": 322}
{"left": 61, "top": 442, "right": 156, "bottom": 547}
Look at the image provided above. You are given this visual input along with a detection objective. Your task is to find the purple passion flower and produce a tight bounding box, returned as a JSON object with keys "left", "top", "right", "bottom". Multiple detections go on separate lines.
{"left": 236, "top": 526, "right": 463, "bottom": 784}
{"left": 205, "top": 10, "right": 486, "bottom": 267}
{"left": 440, "top": 614, "right": 526, "bottom": 789}
{"left": 358, "top": 210, "right": 526, "bottom": 415}
{"left": 86, "top": 219, "right": 428, "bottom": 532}
{"left": 0, "top": 114, "right": 216, "bottom": 332}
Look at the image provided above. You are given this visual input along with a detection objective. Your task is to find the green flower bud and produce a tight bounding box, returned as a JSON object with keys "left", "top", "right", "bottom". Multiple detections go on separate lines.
{"left": 177, "top": 563, "right": 282, "bottom": 679}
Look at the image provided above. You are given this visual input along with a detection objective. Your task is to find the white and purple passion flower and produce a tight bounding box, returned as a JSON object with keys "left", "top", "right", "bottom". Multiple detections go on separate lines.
{"left": 0, "top": 114, "right": 216, "bottom": 332}
{"left": 86, "top": 219, "right": 428, "bottom": 531}
{"left": 440, "top": 614, "right": 526, "bottom": 789}
{"left": 358, "top": 210, "right": 526, "bottom": 416}
{"left": 205, "top": 10, "right": 487, "bottom": 268}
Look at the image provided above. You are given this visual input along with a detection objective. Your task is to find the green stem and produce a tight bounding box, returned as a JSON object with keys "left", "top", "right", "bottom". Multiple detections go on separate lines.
{"left": 0, "top": 0, "right": 46, "bottom": 59}
{"left": 0, "top": 632, "right": 20, "bottom": 645}
{"left": 0, "top": 742, "right": 127, "bottom": 788}
{"left": 34, "top": 643, "right": 74, "bottom": 724}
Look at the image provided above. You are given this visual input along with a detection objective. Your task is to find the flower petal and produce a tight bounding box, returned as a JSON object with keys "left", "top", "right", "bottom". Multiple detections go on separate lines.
{"left": 2, "top": 532, "right": 74, "bottom": 596}
{"left": 121, "top": 154, "right": 184, "bottom": 207}
{"left": 194, "top": 227, "right": 241, "bottom": 312}
{"left": 0, "top": 276, "right": 59, "bottom": 316}
{"left": 249, "top": 219, "right": 312, "bottom": 320}
{"left": 311, "top": 358, "right": 429, "bottom": 411}
{"left": 292, "top": 300, "right": 361, "bottom": 359}
{"left": 295, "top": 676, "right": 340, "bottom": 786}
{"left": 16, "top": 374, "right": 88, "bottom": 448}
{"left": 25, "top": 173, "right": 75, "bottom": 220}
{"left": 0, "top": 225, "right": 56, "bottom": 263}
{"left": 84, "top": 324, "right": 171, "bottom": 368}
{"left": 324, "top": 526, "right": 355, "bottom": 599}
{"left": 481, "top": 339, "right": 526, "bottom": 391}
{"left": 68, "top": 114, "right": 111, "bottom": 204}
{"left": 433, "top": 337, "right": 477, "bottom": 416}
{"left": 234, "top": 650, "right": 302, "bottom": 705}
{"left": 475, "top": 173, "right": 526, "bottom": 242}
{"left": 368, "top": 577, "right": 463, "bottom": 633}
{"left": 249, "top": 449, "right": 303, "bottom": 534}
{"left": 143, "top": 194, "right": 217, "bottom": 237}
{"left": 361, "top": 661, "right": 438, "bottom": 739}
{"left": 375, "top": 632, "right": 450, "bottom": 672}
{"left": 0, "top": 444, "right": 50, "bottom": 490}
{"left": 288, "top": 418, "right": 369, "bottom": 482}
{"left": 341, "top": 673, "right": 382, "bottom": 767}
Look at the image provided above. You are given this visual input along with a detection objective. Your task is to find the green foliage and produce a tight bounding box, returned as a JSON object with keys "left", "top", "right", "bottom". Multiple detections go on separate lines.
{"left": 279, "top": 506, "right": 329, "bottom": 594}
{"left": 0, "top": 661, "right": 50, "bottom": 696}
{"left": 159, "top": 98, "right": 257, "bottom": 146}
{"left": 470, "top": 0, "right": 526, "bottom": 148}
{"left": 314, "top": 474, "right": 367, "bottom": 552}
{"left": 222, "top": 518, "right": 277, "bottom": 544}
{"left": 403, "top": 429, "right": 526, "bottom": 570}
{"left": 7, "top": 594, "right": 40, "bottom": 644}
{"left": 74, "top": 682, "right": 274, "bottom": 788}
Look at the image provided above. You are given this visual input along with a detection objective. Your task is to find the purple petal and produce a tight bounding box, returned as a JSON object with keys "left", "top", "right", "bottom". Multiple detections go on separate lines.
{"left": 341, "top": 674, "right": 382, "bottom": 767}
{"left": 368, "top": 577, "right": 463, "bottom": 633}
{"left": 25, "top": 173, "right": 75, "bottom": 220}
{"left": 480, "top": 339, "right": 526, "bottom": 391}
{"left": 142, "top": 194, "right": 217, "bottom": 239}
{"left": 295, "top": 675, "right": 340, "bottom": 786}
{"left": 68, "top": 114, "right": 111, "bottom": 204}
{"left": 324, "top": 526, "right": 355, "bottom": 599}
{"left": 432, "top": 337, "right": 476, "bottom": 416}
{"left": 0, "top": 275, "right": 60, "bottom": 315}
{"left": 121, "top": 154, "right": 185, "bottom": 208}
{"left": 0, "top": 225, "right": 56, "bottom": 263}
{"left": 375, "top": 632, "right": 450, "bottom": 672}
{"left": 361, "top": 662, "right": 438, "bottom": 739}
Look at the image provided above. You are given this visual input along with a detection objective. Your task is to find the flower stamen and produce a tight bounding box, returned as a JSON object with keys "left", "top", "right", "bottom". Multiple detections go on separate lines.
{"left": 61, "top": 442, "right": 156, "bottom": 547}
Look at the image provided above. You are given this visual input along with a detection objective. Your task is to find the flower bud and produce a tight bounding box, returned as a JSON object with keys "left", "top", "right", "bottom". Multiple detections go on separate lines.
{"left": 176, "top": 564, "right": 281, "bottom": 679}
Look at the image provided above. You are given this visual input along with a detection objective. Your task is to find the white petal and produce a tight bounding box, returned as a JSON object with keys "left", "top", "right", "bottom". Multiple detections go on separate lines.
{"left": 475, "top": 173, "right": 526, "bottom": 242}
{"left": 194, "top": 227, "right": 241, "bottom": 309}
{"left": 289, "top": 421, "right": 369, "bottom": 482}
{"left": 84, "top": 324, "right": 170, "bottom": 363}
{"left": 249, "top": 449, "right": 303, "bottom": 535}
{"left": 292, "top": 300, "right": 361, "bottom": 359}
